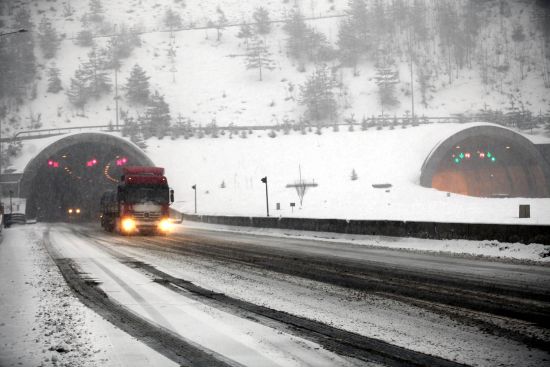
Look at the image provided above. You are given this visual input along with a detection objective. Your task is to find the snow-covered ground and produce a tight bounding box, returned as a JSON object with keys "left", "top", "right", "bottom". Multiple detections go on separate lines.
{"left": 3, "top": 222, "right": 549, "bottom": 367}
{"left": 0, "top": 225, "right": 177, "bottom": 367}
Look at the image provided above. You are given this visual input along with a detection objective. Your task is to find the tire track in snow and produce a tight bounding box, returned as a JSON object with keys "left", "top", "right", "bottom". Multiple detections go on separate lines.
{"left": 42, "top": 228, "right": 242, "bottom": 367}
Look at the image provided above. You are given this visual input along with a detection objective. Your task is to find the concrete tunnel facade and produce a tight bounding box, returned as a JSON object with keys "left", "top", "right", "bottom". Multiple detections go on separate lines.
{"left": 20, "top": 133, "right": 154, "bottom": 220}
{"left": 420, "top": 125, "right": 550, "bottom": 198}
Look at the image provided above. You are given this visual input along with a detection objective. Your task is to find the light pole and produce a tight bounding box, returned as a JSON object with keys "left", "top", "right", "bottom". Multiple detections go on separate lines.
{"left": 9, "top": 190, "right": 13, "bottom": 214}
{"left": 192, "top": 184, "right": 197, "bottom": 214}
{"left": 261, "top": 176, "right": 269, "bottom": 217}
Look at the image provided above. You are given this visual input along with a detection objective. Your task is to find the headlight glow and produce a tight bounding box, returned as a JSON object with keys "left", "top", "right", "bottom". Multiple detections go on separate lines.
{"left": 121, "top": 217, "right": 136, "bottom": 232}
{"left": 158, "top": 218, "right": 172, "bottom": 232}
{"left": 67, "top": 208, "right": 73, "bottom": 214}
{"left": 76, "top": 208, "right": 81, "bottom": 214}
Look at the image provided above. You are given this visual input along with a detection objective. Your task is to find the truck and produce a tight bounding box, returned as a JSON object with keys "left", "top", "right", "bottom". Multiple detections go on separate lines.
{"left": 100, "top": 166, "right": 174, "bottom": 234}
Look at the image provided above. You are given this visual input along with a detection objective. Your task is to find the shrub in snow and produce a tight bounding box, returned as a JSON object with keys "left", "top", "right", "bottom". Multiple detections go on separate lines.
{"left": 350, "top": 169, "right": 358, "bottom": 181}
{"left": 268, "top": 130, "right": 277, "bottom": 138}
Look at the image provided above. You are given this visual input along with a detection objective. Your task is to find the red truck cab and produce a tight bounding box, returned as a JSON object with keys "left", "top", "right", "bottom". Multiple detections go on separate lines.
{"left": 100, "top": 166, "right": 174, "bottom": 234}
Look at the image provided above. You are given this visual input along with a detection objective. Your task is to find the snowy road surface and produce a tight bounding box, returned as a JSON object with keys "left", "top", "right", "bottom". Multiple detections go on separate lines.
{"left": 1, "top": 222, "right": 550, "bottom": 366}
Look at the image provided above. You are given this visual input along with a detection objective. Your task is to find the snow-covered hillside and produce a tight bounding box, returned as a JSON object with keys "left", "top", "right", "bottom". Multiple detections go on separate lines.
{"left": 1, "top": 0, "right": 550, "bottom": 136}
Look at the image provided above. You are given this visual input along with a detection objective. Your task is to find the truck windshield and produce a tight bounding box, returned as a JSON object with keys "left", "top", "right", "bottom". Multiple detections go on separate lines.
{"left": 125, "top": 186, "right": 169, "bottom": 204}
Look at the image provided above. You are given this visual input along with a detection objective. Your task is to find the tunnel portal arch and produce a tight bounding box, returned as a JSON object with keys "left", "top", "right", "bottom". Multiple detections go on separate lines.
{"left": 420, "top": 125, "right": 550, "bottom": 197}
{"left": 21, "top": 133, "right": 154, "bottom": 220}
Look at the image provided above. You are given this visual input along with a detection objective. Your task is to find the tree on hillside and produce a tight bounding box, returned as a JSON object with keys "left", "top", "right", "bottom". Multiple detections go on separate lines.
{"left": 106, "top": 25, "right": 142, "bottom": 67}
{"left": 88, "top": 0, "right": 104, "bottom": 22}
{"left": 299, "top": 64, "right": 338, "bottom": 122}
{"left": 215, "top": 8, "right": 228, "bottom": 41}
{"left": 47, "top": 65, "right": 62, "bottom": 93}
{"left": 253, "top": 7, "right": 271, "bottom": 35}
{"left": 337, "top": 18, "right": 361, "bottom": 74}
{"left": 145, "top": 91, "right": 171, "bottom": 138}
{"left": 38, "top": 17, "right": 61, "bottom": 59}
{"left": 346, "top": 0, "right": 369, "bottom": 47}
{"left": 245, "top": 37, "right": 276, "bottom": 81}
{"left": 82, "top": 46, "right": 111, "bottom": 98}
{"left": 284, "top": 10, "right": 308, "bottom": 60}
{"left": 410, "top": 0, "right": 428, "bottom": 43}
{"left": 374, "top": 55, "right": 400, "bottom": 112}
{"left": 125, "top": 64, "right": 150, "bottom": 104}
{"left": 76, "top": 29, "right": 94, "bottom": 47}
{"left": 66, "top": 67, "right": 90, "bottom": 108}
{"left": 0, "top": 7, "right": 36, "bottom": 101}
{"left": 237, "top": 23, "right": 253, "bottom": 48}
{"left": 164, "top": 8, "right": 182, "bottom": 37}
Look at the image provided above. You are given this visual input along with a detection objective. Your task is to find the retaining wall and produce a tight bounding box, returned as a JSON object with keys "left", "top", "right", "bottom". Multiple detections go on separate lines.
{"left": 182, "top": 214, "right": 550, "bottom": 246}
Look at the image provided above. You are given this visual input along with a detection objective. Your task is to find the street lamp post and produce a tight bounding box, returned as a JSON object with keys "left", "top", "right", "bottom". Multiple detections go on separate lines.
{"left": 192, "top": 184, "right": 197, "bottom": 214}
{"left": 9, "top": 190, "right": 13, "bottom": 214}
{"left": 261, "top": 176, "right": 269, "bottom": 217}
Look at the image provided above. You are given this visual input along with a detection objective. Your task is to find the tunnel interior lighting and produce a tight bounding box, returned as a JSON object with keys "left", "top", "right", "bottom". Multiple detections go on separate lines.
{"left": 116, "top": 157, "right": 128, "bottom": 166}
{"left": 86, "top": 158, "right": 98, "bottom": 167}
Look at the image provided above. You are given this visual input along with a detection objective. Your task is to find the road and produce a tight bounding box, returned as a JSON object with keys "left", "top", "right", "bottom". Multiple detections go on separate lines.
{"left": 25, "top": 222, "right": 550, "bottom": 366}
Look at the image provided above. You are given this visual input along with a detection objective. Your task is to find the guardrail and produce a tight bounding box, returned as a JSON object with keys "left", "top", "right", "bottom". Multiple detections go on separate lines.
{"left": 2, "top": 113, "right": 545, "bottom": 143}
{"left": 182, "top": 214, "right": 550, "bottom": 246}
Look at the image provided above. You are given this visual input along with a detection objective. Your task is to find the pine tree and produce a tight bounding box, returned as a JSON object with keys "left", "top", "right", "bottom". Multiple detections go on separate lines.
{"left": 38, "top": 17, "right": 61, "bottom": 59}
{"left": 299, "top": 64, "right": 338, "bottom": 122}
{"left": 350, "top": 169, "right": 358, "bottom": 180}
{"left": 76, "top": 29, "right": 94, "bottom": 47}
{"left": 164, "top": 8, "right": 182, "bottom": 36}
{"left": 337, "top": 19, "right": 361, "bottom": 74}
{"left": 47, "top": 65, "right": 62, "bottom": 93}
{"left": 66, "top": 67, "right": 90, "bottom": 108}
{"left": 83, "top": 46, "right": 112, "bottom": 98}
{"left": 237, "top": 23, "right": 253, "bottom": 48}
{"left": 89, "top": 0, "right": 104, "bottom": 22}
{"left": 245, "top": 37, "right": 276, "bottom": 81}
{"left": 215, "top": 8, "right": 228, "bottom": 41}
{"left": 146, "top": 91, "right": 171, "bottom": 138}
{"left": 284, "top": 10, "right": 308, "bottom": 59}
{"left": 125, "top": 64, "right": 150, "bottom": 104}
{"left": 374, "top": 55, "right": 400, "bottom": 111}
{"left": 253, "top": 7, "right": 271, "bottom": 34}
{"left": 346, "top": 0, "right": 369, "bottom": 46}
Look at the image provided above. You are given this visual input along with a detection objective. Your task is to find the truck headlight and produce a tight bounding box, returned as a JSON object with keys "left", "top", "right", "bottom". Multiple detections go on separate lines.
{"left": 158, "top": 218, "right": 172, "bottom": 232}
{"left": 121, "top": 217, "right": 136, "bottom": 232}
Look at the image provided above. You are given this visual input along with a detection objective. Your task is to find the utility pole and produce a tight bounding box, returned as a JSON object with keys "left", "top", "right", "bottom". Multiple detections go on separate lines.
{"left": 114, "top": 67, "right": 119, "bottom": 130}
{"left": 408, "top": 28, "right": 415, "bottom": 124}
{"left": 192, "top": 184, "right": 197, "bottom": 214}
{"left": 261, "top": 176, "right": 269, "bottom": 217}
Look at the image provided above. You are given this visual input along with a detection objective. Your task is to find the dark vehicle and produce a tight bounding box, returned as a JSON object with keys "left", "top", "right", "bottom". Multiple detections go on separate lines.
{"left": 100, "top": 166, "right": 174, "bottom": 234}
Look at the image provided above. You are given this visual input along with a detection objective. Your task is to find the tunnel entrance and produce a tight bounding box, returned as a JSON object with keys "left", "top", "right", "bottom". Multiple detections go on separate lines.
{"left": 420, "top": 125, "right": 550, "bottom": 198}
{"left": 20, "top": 133, "right": 154, "bottom": 221}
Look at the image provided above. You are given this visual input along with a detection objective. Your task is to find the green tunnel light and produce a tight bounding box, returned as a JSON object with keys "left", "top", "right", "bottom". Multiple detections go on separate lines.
{"left": 491, "top": 156, "right": 496, "bottom": 162}
{"left": 454, "top": 157, "right": 460, "bottom": 164}
{"left": 487, "top": 152, "right": 492, "bottom": 158}
{"left": 459, "top": 152, "right": 465, "bottom": 159}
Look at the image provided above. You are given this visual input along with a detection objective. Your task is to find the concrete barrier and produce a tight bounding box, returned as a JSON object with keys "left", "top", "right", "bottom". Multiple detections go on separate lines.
{"left": 181, "top": 214, "right": 550, "bottom": 246}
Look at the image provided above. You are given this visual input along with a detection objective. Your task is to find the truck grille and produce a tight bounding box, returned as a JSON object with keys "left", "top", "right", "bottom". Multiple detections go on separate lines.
{"left": 133, "top": 211, "right": 162, "bottom": 220}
